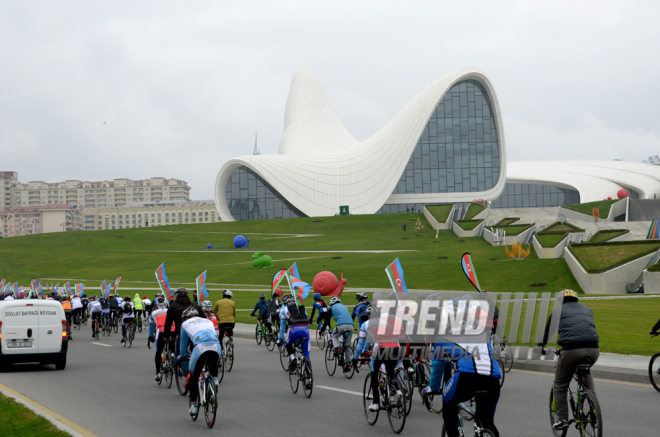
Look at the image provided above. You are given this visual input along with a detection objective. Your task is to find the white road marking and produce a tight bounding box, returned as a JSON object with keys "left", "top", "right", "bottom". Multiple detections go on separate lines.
{"left": 91, "top": 342, "right": 112, "bottom": 347}
{"left": 316, "top": 385, "right": 362, "bottom": 396}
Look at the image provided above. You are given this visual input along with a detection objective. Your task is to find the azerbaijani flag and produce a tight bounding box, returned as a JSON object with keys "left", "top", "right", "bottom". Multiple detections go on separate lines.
{"left": 271, "top": 269, "right": 287, "bottom": 295}
{"left": 31, "top": 279, "right": 37, "bottom": 292}
{"left": 64, "top": 282, "right": 72, "bottom": 297}
{"left": 385, "top": 258, "right": 408, "bottom": 294}
{"left": 287, "top": 271, "right": 311, "bottom": 305}
{"left": 0, "top": 278, "right": 6, "bottom": 293}
{"left": 461, "top": 252, "right": 482, "bottom": 292}
{"left": 155, "top": 263, "right": 173, "bottom": 301}
{"left": 113, "top": 276, "right": 122, "bottom": 294}
{"left": 288, "top": 263, "right": 301, "bottom": 280}
{"left": 101, "top": 280, "right": 108, "bottom": 298}
{"left": 76, "top": 283, "right": 84, "bottom": 297}
{"left": 196, "top": 271, "right": 209, "bottom": 303}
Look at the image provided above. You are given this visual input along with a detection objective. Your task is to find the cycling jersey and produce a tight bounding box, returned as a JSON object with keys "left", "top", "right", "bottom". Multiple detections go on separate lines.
{"left": 328, "top": 303, "right": 352, "bottom": 326}
{"left": 353, "top": 320, "right": 370, "bottom": 359}
{"left": 148, "top": 308, "right": 175, "bottom": 340}
{"left": 309, "top": 300, "right": 329, "bottom": 322}
{"left": 122, "top": 302, "right": 135, "bottom": 320}
{"left": 61, "top": 300, "right": 72, "bottom": 311}
{"left": 89, "top": 301, "right": 102, "bottom": 313}
{"left": 71, "top": 297, "right": 83, "bottom": 310}
{"left": 180, "top": 317, "right": 220, "bottom": 350}
{"left": 133, "top": 293, "right": 144, "bottom": 310}
{"left": 250, "top": 299, "right": 268, "bottom": 316}
{"left": 352, "top": 300, "right": 372, "bottom": 324}
{"left": 206, "top": 312, "right": 219, "bottom": 337}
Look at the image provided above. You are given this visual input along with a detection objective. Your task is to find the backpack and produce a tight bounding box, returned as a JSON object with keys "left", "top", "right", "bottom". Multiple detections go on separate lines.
{"left": 123, "top": 303, "right": 133, "bottom": 314}
{"left": 109, "top": 299, "right": 118, "bottom": 310}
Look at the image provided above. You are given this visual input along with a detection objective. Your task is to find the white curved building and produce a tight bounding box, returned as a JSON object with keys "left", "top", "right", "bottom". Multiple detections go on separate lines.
{"left": 216, "top": 68, "right": 660, "bottom": 221}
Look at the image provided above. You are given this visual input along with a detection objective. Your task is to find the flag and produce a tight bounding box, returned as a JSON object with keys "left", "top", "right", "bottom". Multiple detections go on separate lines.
{"left": 286, "top": 271, "right": 311, "bottom": 305}
{"left": 18, "top": 285, "right": 25, "bottom": 299}
{"left": 64, "top": 282, "right": 72, "bottom": 297}
{"left": 288, "top": 263, "right": 300, "bottom": 280}
{"left": 271, "top": 269, "right": 287, "bottom": 295}
{"left": 461, "top": 252, "right": 482, "bottom": 292}
{"left": 385, "top": 258, "right": 408, "bottom": 294}
{"left": 155, "top": 263, "right": 173, "bottom": 301}
{"left": 113, "top": 276, "right": 122, "bottom": 293}
{"left": 0, "top": 278, "right": 5, "bottom": 293}
{"left": 75, "top": 283, "right": 84, "bottom": 297}
{"left": 196, "top": 271, "right": 209, "bottom": 303}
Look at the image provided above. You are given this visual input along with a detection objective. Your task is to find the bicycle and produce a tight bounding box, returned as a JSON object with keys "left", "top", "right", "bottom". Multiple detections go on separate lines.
{"left": 265, "top": 323, "right": 278, "bottom": 352}
{"left": 549, "top": 354, "right": 603, "bottom": 437}
{"left": 174, "top": 339, "right": 190, "bottom": 396}
{"left": 151, "top": 339, "right": 175, "bottom": 389}
{"left": 363, "top": 365, "right": 407, "bottom": 434}
{"left": 92, "top": 316, "right": 101, "bottom": 341}
{"left": 647, "top": 337, "right": 660, "bottom": 392}
{"left": 324, "top": 327, "right": 355, "bottom": 379}
{"left": 188, "top": 359, "right": 218, "bottom": 428}
{"left": 81, "top": 310, "right": 88, "bottom": 326}
{"left": 255, "top": 321, "right": 269, "bottom": 345}
{"left": 221, "top": 334, "right": 234, "bottom": 373}
{"left": 497, "top": 335, "right": 513, "bottom": 373}
{"left": 136, "top": 312, "right": 143, "bottom": 333}
{"left": 316, "top": 325, "right": 333, "bottom": 350}
{"left": 288, "top": 339, "right": 313, "bottom": 398}
{"left": 123, "top": 320, "right": 136, "bottom": 348}
{"left": 440, "top": 390, "right": 496, "bottom": 437}
{"left": 111, "top": 311, "right": 119, "bottom": 334}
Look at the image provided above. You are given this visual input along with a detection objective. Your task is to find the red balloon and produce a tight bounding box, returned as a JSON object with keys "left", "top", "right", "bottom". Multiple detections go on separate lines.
{"left": 617, "top": 190, "right": 628, "bottom": 199}
{"left": 312, "top": 271, "right": 347, "bottom": 297}
{"left": 607, "top": 197, "right": 612, "bottom": 200}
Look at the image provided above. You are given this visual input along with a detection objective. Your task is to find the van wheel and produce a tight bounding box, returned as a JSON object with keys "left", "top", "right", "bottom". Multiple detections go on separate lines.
{"left": 55, "top": 357, "right": 66, "bottom": 370}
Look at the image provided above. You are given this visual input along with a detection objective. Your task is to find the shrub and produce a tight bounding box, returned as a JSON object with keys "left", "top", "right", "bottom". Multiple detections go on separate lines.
{"left": 535, "top": 233, "right": 567, "bottom": 248}
{"left": 455, "top": 219, "right": 484, "bottom": 231}
{"left": 495, "top": 217, "right": 519, "bottom": 226}
{"left": 588, "top": 229, "right": 630, "bottom": 243}
{"left": 538, "top": 222, "right": 585, "bottom": 235}
{"left": 647, "top": 262, "right": 660, "bottom": 272}
{"left": 568, "top": 240, "right": 660, "bottom": 273}
{"left": 463, "top": 203, "right": 486, "bottom": 220}
{"left": 425, "top": 204, "right": 454, "bottom": 223}
{"left": 562, "top": 199, "right": 620, "bottom": 218}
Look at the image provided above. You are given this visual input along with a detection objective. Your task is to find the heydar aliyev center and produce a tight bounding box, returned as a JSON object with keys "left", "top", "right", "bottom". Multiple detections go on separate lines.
{"left": 215, "top": 67, "right": 660, "bottom": 221}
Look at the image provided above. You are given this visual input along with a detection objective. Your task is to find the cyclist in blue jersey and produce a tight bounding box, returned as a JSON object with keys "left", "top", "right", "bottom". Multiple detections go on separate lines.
{"left": 277, "top": 295, "right": 294, "bottom": 345}
{"left": 309, "top": 293, "right": 329, "bottom": 326}
{"left": 322, "top": 297, "right": 354, "bottom": 368}
{"left": 352, "top": 304, "right": 372, "bottom": 371}
{"left": 179, "top": 306, "right": 221, "bottom": 417}
{"left": 282, "top": 299, "right": 311, "bottom": 372}
{"left": 250, "top": 293, "right": 270, "bottom": 333}
{"left": 352, "top": 292, "right": 371, "bottom": 324}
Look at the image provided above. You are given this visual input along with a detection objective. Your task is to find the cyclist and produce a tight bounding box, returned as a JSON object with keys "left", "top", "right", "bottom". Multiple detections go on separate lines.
{"left": 538, "top": 289, "right": 599, "bottom": 431}
{"left": 80, "top": 293, "right": 89, "bottom": 322}
{"left": 148, "top": 297, "right": 172, "bottom": 382}
{"left": 276, "top": 294, "right": 294, "bottom": 345}
{"left": 267, "top": 290, "right": 282, "bottom": 330}
{"left": 323, "top": 297, "right": 354, "bottom": 367}
{"left": 120, "top": 296, "right": 135, "bottom": 344}
{"left": 179, "top": 306, "right": 221, "bottom": 417}
{"left": 163, "top": 288, "right": 206, "bottom": 369}
{"left": 61, "top": 296, "right": 73, "bottom": 339}
{"left": 212, "top": 290, "right": 236, "bottom": 344}
{"left": 281, "top": 296, "right": 311, "bottom": 372}
{"left": 142, "top": 295, "right": 152, "bottom": 317}
{"left": 132, "top": 293, "right": 144, "bottom": 324}
{"left": 309, "top": 293, "right": 329, "bottom": 327}
{"left": 71, "top": 294, "right": 83, "bottom": 326}
{"left": 423, "top": 297, "right": 501, "bottom": 437}
{"left": 352, "top": 304, "right": 372, "bottom": 371}
{"left": 99, "top": 295, "right": 111, "bottom": 327}
{"left": 108, "top": 294, "right": 119, "bottom": 326}
{"left": 352, "top": 292, "right": 371, "bottom": 324}
{"left": 202, "top": 300, "right": 219, "bottom": 337}
{"left": 250, "top": 293, "right": 268, "bottom": 330}
{"left": 88, "top": 295, "right": 103, "bottom": 338}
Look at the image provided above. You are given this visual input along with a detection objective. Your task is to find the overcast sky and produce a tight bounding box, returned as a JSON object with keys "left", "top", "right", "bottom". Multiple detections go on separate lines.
{"left": 2, "top": 1, "right": 660, "bottom": 199}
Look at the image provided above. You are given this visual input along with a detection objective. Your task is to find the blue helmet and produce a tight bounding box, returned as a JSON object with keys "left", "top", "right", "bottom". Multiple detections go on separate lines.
{"left": 313, "top": 293, "right": 321, "bottom": 300}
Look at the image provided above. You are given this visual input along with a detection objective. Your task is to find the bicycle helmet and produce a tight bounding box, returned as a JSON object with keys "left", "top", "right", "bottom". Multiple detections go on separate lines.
{"left": 124, "top": 296, "right": 131, "bottom": 302}
{"left": 223, "top": 290, "right": 233, "bottom": 298}
{"left": 175, "top": 288, "right": 188, "bottom": 296}
{"left": 562, "top": 289, "right": 578, "bottom": 303}
{"left": 202, "top": 300, "right": 213, "bottom": 311}
{"left": 259, "top": 293, "right": 266, "bottom": 300}
{"left": 81, "top": 293, "right": 87, "bottom": 298}
{"left": 182, "top": 306, "right": 198, "bottom": 320}
{"left": 356, "top": 292, "right": 367, "bottom": 301}
{"left": 313, "top": 293, "right": 321, "bottom": 301}
{"left": 329, "top": 297, "right": 341, "bottom": 306}
{"left": 282, "top": 294, "right": 293, "bottom": 305}
{"left": 156, "top": 297, "right": 167, "bottom": 309}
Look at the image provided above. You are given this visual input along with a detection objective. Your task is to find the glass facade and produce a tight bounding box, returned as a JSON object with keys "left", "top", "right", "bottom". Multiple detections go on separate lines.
{"left": 376, "top": 203, "right": 428, "bottom": 214}
{"left": 391, "top": 79, "right": 501, "bottom": 196}
{"left": 225, "top": 166, "right": 307, "bottom": 221}
{"left": 491, "top": 183, "right": 580, "bottom": 208}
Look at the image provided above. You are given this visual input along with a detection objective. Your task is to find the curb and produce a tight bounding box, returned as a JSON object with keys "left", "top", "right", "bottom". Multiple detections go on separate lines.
{"left": 512, "top": 360, "right": 650, "bottom": 385}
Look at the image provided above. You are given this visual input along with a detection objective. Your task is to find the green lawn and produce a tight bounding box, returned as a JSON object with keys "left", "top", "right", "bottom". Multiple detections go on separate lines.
{"left": 569, "top": 241, "right": 660, "bottom": 273}
{"left": 463, "top": 203, "right": 486, "bottom": 220}
{"left": 493, "top": 223, "right": 534, "bottom": 236}
{"left": 588, "top": 229, "right": 630, "bottom": 243}
{"left": 495, "top": 217, "right": 519, "bottom": 226}
{"left": 536, "top": 234, "right": 567, "bottom": 248}
{"left": 648, "top": 262, "right": 660, "bottom": 272}
{"left": 425, "top": 204, "right": 453, "bottom": 223}
{"left": 454, "top": 219, "right": 484, "bottom": 231}
{"left": 0, "top": 393, "right": 71, "bottom": 437}
{"left": 539, "top": 222, "right": 585, "bottom": 234}
{"left": 563, "top": 199, "right": 620, "bottom": 218}
{"left": 0, "top": 214, "right": 583, "bottom": 315}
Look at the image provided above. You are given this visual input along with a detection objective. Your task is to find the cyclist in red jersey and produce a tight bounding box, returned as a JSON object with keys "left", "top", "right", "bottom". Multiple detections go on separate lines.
{"left": 202, "top": 300, "right": 219, "bottom": 337}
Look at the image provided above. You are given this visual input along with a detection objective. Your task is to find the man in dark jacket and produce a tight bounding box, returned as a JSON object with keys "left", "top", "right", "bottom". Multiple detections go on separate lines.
{"left": 539, "top": 289, "right": 599, "bottom": 431}
{"left": 163, "top": 289, "right": 206, "bottom": 373}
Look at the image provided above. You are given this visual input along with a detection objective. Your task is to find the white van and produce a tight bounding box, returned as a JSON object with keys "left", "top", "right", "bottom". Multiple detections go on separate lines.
{"left": 0, "top": 300, "right": 68, "bottom": 369}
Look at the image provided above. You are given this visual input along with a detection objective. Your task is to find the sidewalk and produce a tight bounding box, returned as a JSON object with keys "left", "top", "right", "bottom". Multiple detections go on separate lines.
{"left": 233, "top": 323, "right": 654, "bottom": 385}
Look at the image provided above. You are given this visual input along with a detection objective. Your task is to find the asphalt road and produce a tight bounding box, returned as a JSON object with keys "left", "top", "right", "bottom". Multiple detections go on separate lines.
{"left": 1, "top": 325, "right": 659, "bottom": 437}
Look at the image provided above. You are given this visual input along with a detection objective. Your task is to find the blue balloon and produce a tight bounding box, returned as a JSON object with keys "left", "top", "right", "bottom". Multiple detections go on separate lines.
{"left": 207, "top": 244, "right": 212, "bottom": 249}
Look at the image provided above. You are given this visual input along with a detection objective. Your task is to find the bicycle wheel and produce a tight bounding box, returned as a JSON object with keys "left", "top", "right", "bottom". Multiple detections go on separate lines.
{"left": 325, "top": 344, "right": 337, "bottom": 376}
{"left": 266, "top": 332, "right": 275, "bottom": 351}
{"left": 579, "top": 390, "right": 603, "bottom": 437}
{"left": 549, "top": 388, "right": 568, "bottom": 437}
{"left": 279, "top": 346, "right": 289, "bottom": 371}
{"left": 225, "top": 343, "right": 234, "bottom": 372}
{"left": 289, "top": 366, "right": 299, "bottom": 394}
{"left": 204, "top": 379, "right": 217, "bottom": 428}
{"left": 363, "top": 373, "right": 379, "bottom": 425}
{"left": 303, "top": 358, "right": 313, "bottom": 398}
{"left": 498, "top": 360, "right": 505, "bottom": 387}
{"left": 137, "top": 317, "right": 142, "bottom": 333}
{"left": 164, "top": 359, "right": 173, "bottom": 388}
{"left": 113, "top": 319, "right": 118, "bottom": 334}
{"left": 501, "top": 341, "right": 514, "bottom": 373}
{"left": 387, "top": 378, "right": 406, "bottom": 434}
{"left": 648, "top": 353, "right": 660, "bottom": 393}
{"left": 316, "top": 329, "right": 325, "bottom": 350}
{"left": 128, "top": 327, "right": 133, "bottom": 348}
{"left": 94, "top": 323, "right": 100, "bottom": 341}
{"left": 343, "top": 347, "right": 355, "bottom": 379}
{"left": 176, "top": 363, "right": 189, "bottom": 396}
{"left": 217, "top": 353, "right": 225, "bottom": 383}
{"left": 397, "top": 368, "right": 413, "bottom": 416}
{"left": 255, "top": 325, "right": 262, "bottom": 345}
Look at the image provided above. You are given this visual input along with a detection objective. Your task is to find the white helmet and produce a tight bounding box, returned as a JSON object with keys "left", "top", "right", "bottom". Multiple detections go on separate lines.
{"left": 329, "top": 297, "right": 340, "bottom": 305}
{"left": 156, "top": 297, "right": 167, "bottom": 310}
{"left": 202, "top": 300, "right": 212, "bottom": 311}
{"left": 222, "top": 290, "right": 233, "bottom": 298}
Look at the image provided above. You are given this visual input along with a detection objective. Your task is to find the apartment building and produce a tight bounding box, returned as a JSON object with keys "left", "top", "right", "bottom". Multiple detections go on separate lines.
{"left": 0, "top": 172, "right": 190, "bottom": 208}
{"left": 82, "top": 200, "right": 219, "bottom": 231}
{"left": 0, "top": 204, "right": 82, "bottom": 238}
